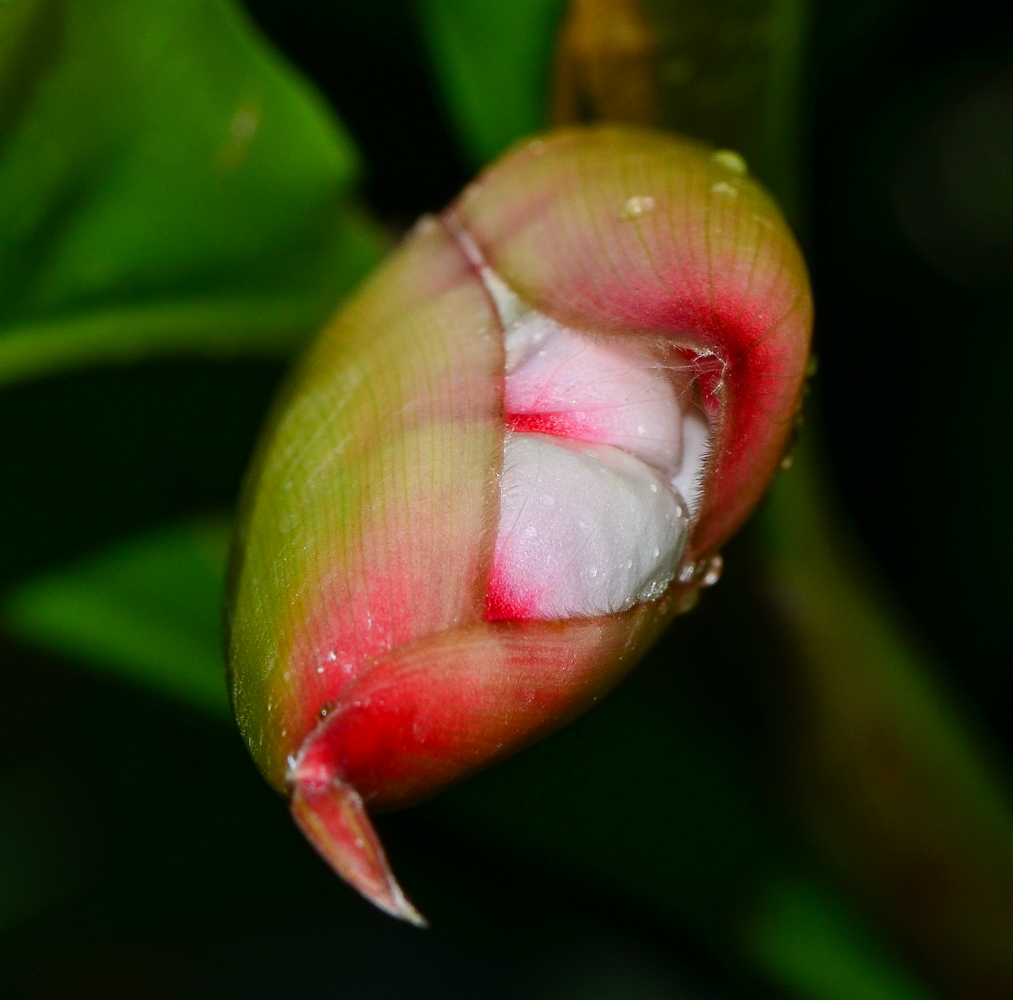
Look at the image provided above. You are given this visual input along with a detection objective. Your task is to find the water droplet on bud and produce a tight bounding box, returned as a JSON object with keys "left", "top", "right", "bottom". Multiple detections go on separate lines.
{"left": 711, "top": 181, "right": 739, "bottom": 198}
{"left": 710, "top": 149, "right": 748, "bottom": 175}
{"left": 701, "top": 554, "right": 723, "bottom": 587}
{"left": 621, "top": 195, "right": 656, "bottom": 220}
{"left": 411, "top": 214, "right": 438, "bottom": 237}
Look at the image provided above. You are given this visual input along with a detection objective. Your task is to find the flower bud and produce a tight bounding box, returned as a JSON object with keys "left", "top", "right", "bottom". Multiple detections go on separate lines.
{"left": 227, "top": 125, "right": 812, "bottom": 923}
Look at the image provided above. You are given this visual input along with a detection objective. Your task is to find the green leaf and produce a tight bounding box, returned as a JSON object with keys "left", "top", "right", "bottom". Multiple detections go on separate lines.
{"left": 744, "top": 876, "right": 936, "bottom": 1000}
{"left": 0, "top": 0, "right": 386, "bottom": 386}
{"left": 413, "top": 0, "right": 564, "bottom": 165}
{"left": 3, "top": 516, "right": 232, "bottom": 717}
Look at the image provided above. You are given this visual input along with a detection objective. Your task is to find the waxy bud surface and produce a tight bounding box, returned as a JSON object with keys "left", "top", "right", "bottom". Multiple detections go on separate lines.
{"left": 227, "top": 126, "right": 812, "bottom": 922}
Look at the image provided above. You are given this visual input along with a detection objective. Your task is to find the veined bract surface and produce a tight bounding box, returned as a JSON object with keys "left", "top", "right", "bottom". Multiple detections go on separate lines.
{"left": 226, "top": 125, "right": 812, "bottom": 923}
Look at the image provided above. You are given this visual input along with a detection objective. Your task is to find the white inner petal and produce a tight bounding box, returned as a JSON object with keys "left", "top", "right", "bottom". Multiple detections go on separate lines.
{"left": 462, "top": 254, "right": 713, "bottom": 621}
{"left": 670, "top": 408, "right": 710, "bottom": 520}
{"left": 493, "top": 434, "right": 687, "bottom": 619}
{"left": 505, "top": 317, "right": 684, "bottom": 477}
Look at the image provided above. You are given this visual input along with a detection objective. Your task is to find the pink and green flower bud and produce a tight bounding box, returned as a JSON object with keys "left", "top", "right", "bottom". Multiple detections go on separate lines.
{"left": 226, "top": 125, "right": 812, "bottom": 923}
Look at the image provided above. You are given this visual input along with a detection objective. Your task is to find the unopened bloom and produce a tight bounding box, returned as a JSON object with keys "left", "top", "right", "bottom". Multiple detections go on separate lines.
{"left": 227, "top": 126, "right": 812, "bottom": 923}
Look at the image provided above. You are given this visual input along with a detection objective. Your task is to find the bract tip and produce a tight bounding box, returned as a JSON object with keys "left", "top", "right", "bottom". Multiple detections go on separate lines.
{"left": 290, "top": 776, "right": 426, "bottom": 927}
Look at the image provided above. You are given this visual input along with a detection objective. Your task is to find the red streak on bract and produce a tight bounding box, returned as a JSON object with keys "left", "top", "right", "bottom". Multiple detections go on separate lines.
{"left": 506, "top": 412, "right": 574, "bottom": 437}
{"left": 484, "top": 564, "right": 539, "bottom": 622}
{"left": 293, "top": 609, "right": 663, "bottom": 812}
{"left": 289, "top": 562, "right": 486, "bottom": 745}
{"left": 282, "top": 572, "right": 416, "bottom": 742}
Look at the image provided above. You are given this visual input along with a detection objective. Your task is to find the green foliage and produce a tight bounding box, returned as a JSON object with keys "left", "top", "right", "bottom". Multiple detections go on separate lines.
{"left": 4, "top": 516, "right": 231, "bottom": 717}
{"left": 0, "top": 0, "right": 385, "bottom": 386}
{"left": 413, "top": 0, "right": 564, "bottom": 164}
{"left": 744, "top": 877, "right": 935, "bottom": 1000}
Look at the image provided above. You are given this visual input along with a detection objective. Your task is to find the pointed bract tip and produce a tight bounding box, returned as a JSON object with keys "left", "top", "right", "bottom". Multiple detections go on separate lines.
{"left": 290, "top": 776, "right": 427, "bottom": 927}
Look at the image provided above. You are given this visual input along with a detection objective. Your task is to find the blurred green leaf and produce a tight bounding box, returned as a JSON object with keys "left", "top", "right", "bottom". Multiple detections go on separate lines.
{"left": 3, "top": 516, "right": 231, "bottom": 716}
{"left": 0, "top": 0, "right": 386, "bottom": 386}
{"left": 744, "top": 876, "right": 934, "bottom": 1000}
{"left": 413, "top": 0, "right": 564, "bottom": 165}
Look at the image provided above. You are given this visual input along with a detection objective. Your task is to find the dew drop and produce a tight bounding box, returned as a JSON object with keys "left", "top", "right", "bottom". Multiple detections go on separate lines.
{"left": 640, "top": 575, "right": 673, "bottom": 601}
{"left": 702, "top": 554, "right": 723, "bottom": 587}
{"left": 711, "top": 181, "right": 739, "bottom": 198}
{"left": 780, "top": 453, "right": 794, "bottom": 470}
{"left": 621, "top": 195, "right": 656, "bottom": 220}
{"left": 678, "top": 563, "right": 696, "bottom": 584}
{"left": 710, "top": 149, "right": 747, "bottom": 175}
{"left": 412, "top": 213, "right": 439, "bottom": 236}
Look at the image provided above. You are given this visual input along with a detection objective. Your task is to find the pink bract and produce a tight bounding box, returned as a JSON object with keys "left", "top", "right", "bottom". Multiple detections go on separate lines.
{"left": 227, "top": 125, "right": 812, "bottom": 923}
